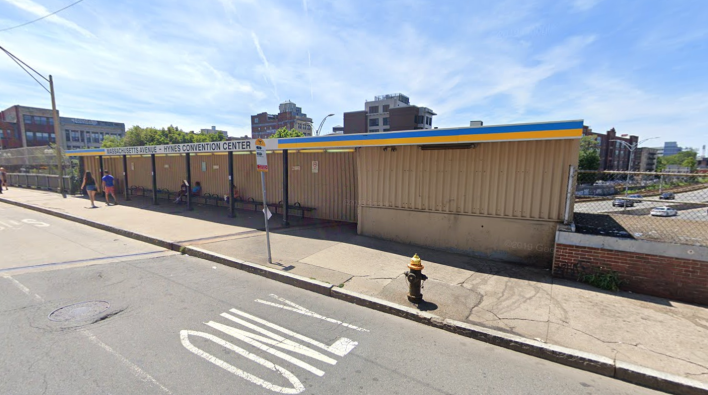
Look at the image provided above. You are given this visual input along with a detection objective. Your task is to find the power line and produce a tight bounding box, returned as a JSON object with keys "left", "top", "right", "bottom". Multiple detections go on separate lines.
{"left": 0, "top": 45, "right": 50, "bottom": 93}
{"left": 0, "top": 0, "right": 86, "bottom": 33}
{"left": 0, "top": 45, "right": 49, "bottom": 82}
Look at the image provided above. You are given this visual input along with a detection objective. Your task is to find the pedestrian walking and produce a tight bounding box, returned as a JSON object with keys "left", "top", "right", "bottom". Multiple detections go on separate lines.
{"left": 0, "top": 167, "right": 6, "bottom": 194}
{"left": 81, "top": 171, "right": 98, "bottom": 208}
{"left": 0, "top": 167, "right": 7, "bottom": 191}
{"left": 102, "top": 170, "right": 118, "bottom": 206}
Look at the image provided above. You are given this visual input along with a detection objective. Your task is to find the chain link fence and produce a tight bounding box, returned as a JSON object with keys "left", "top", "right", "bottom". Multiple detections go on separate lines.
{"left": 0, "top": 146, "right": 79, "bottom": 193}
{"left": 573, "top": 170, "right": 708, "bottom": 247}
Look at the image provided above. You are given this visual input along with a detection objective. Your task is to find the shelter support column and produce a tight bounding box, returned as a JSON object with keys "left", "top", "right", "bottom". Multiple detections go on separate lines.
{"left": 98, "top": 156, "right": 104, "bottom": 197}
{"left": 282, "top": 149, "right": 289, "bottom": 227}
{"left": 151, "top": 153, "right": 158, "bottom": 205}
{"left": 228, "top": 151, "right": 235, "bottom": 218}
{"left": 186, "top": 153, "right": 192, "bottom": 211}
{"left": 122, "top": 155, "right": 130, "bottom": 201}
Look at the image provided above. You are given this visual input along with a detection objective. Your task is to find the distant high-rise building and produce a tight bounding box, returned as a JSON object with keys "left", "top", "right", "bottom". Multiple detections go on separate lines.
{"left": 343, "top": 93, "right": 436, "bottom": 134}
{"left": 663, "top": 141, "right": 682, "bottom": 157}
{"left": 200, "top": 126, "right": 228, "bottom": 138}
{"left": 250, "top": 100, "right": 313, "bottom": 139}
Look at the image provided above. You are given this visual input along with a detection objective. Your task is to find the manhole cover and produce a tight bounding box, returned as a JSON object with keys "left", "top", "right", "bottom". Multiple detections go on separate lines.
{"left": 48, "top": 301, "right": 110, "bottom": 322}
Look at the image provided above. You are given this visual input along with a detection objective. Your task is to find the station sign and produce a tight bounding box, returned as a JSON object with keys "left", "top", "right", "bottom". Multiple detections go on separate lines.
{"left": 104, "top": 139, "right": 277, "bottom": 156}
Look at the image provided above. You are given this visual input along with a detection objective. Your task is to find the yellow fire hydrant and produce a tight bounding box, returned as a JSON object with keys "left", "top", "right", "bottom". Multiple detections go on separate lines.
{"left": 405, "top": 253, "right": 428, "bottom": 303}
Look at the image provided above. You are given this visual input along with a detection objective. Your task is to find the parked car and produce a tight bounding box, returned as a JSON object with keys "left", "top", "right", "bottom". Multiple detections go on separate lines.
{"left": 659, "top": 192, "right": 675, "bottom": 200}
{"left": 650, "top": 206, "right": 678, "bottom": 217}
{"left": 612, "top": 198, "right": 634, "bottom": 207}
{"left": 628, "top": 194, "right": 643, "bottom": 202}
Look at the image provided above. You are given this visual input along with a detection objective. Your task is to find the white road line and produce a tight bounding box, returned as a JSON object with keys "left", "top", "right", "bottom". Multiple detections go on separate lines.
{"left": 180, "top": 330, "right": 305, "bottom": 394}
{"left": 3, "top": 276, "right": 44, "bottom": 302}
{"left": 206, "top": 321, "right": 326, "bottom": 376}
{"left": 83, "top": 331, "right": 173, "bottom": 394}
{"left": 217, "top": 313, "right": 337, "bottom": 365}
{"left": 229, "top": 308, "right": 358, "bottom": 357}
{"left": 255, "top": 294, "right": 370, "bottom": 332}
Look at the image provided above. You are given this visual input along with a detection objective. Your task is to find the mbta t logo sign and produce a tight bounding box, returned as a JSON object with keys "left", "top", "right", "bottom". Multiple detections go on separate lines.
{"left": 255, "top": 138, "right": 268, "bottom": 172}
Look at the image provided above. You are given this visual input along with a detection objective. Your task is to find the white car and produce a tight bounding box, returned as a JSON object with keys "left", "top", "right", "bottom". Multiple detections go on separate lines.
{"left": 650, "top": 207, "right": 678, "bottom": 217}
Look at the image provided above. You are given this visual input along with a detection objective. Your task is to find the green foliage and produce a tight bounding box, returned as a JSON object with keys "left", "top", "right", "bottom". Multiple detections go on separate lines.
{"left": 101, "top": 135, "right": 124, "bottom": 148}
{"left": 578, "top": 136, "right": 601, "bottom": 184}
{"left": 268, "top": 127, "right": 305, "bottom": 139}
{"left": 578, "top": 267, "right": 624, "bottom": 292}
{"left": 658, "top": 150, "right": 698, "bottom": 172}
{"left": 109, "top": 125, "right": 227, "bottom": 147}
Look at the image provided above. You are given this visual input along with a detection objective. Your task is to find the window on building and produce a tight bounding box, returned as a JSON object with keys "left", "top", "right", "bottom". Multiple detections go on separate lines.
{"left": 34, "top": 116, "right": 46, "bottom": 125}
{"left": 65, "top": 130, "right": 70, "bottom": 142}
{"left": 369, "top": 128, "right": 378, "bottom": 133}
{"left": 0, "top": 130, "right": 4, "bottom": 138}
{"left": 26, "top": 132, "right": 35, "bottom": 141}
{"left": 23, "top": 115, "right": 32, "bottom": 124}
{"left": 369, "top": 106, "right": 379, "bottom": 114}
{"left": 383, "top": 128, "right": 390, "bottom": 132}
{"left": 49, "top": 117, "right": 54, "bottom": 126}
{"left": 369, "top": 118, "right": 379, "bottom": 127}
{"left": 71, "top": 130, "right": 80, "bottom": 142}
{"left": 254, "top": 118, "right": 259, "bottom": 124}
{"left": 50, "top": 133, "right": 56, "bottom": 143}
{"left": 382, "top": 105, "right": 389, "bottom": 112}
{"left": 383, "top": 117, "right": 389, "bottom": 126}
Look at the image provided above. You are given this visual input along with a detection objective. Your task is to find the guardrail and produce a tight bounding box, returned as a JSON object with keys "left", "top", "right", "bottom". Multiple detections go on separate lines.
{"left": 6, "top": 173, "right": 75, "bottom": 194}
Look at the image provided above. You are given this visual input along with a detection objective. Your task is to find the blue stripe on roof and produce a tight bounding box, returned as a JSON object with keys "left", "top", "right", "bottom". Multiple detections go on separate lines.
{"left": 278, "top": 120, "right": 583, "bottom": 144}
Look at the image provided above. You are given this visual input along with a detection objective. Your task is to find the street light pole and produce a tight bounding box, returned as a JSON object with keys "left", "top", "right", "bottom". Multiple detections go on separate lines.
{"left": 316, "top": 113, "right": 335, "bottom": 136}
{"left": 49, "top": 75, "right": 66, "bottom": 198}
{"left": 611, "top": 137, "right": 659, "bottom": 196}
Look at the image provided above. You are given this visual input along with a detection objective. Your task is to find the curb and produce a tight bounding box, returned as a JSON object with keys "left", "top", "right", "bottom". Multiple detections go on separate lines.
{"left": 3, "top": 195, "right": 707, "bottom": 395}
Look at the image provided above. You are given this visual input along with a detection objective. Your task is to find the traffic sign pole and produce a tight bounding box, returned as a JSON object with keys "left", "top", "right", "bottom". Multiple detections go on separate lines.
{"left": 255, "top": 139, "right": 272, "bottom": 263}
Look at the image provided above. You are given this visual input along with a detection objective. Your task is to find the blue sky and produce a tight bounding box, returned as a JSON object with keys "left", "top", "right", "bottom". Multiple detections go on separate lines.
{"left": 1, "top": 0, "right": 707, "bottom": 151}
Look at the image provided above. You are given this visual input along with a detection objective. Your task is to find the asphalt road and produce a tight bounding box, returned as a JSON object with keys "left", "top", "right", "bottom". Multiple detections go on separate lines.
{"left": 575, "top": 188, "right": 708, "bottom": 215}
{"left": 0, "top": 202, "right": 661, "bottom": 395}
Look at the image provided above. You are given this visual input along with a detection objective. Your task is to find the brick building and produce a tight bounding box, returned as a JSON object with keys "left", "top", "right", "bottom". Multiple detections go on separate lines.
{"left": 0, "top": 105, "right": 125, "bottom": 150}
{"left": 582, "top": 126, "right": 638, "bottom": 171}
{"left": 251, "top": 101, "right": 313, "bottom": 139}
{"left": 343, "top": 93, "right": 436, "bottom": 134}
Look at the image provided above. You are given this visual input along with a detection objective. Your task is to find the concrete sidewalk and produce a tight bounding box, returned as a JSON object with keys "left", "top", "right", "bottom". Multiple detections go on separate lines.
{"left": 3, "top": 188, "right": 708, "bottom": 392}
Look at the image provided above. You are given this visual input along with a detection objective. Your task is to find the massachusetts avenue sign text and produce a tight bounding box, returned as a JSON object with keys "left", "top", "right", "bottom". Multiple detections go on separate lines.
{"left": 105, "top": 140, "right": 253, "bottom": 156}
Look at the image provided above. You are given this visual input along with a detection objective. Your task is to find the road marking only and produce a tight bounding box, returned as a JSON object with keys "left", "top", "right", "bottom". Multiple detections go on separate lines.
{"left": 181, "top": 296, "right": 368, "bottom": 394}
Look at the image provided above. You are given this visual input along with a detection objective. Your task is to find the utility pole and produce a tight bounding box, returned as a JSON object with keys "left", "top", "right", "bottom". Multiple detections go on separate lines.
{"left": 49, "top": 75, "right": 66, "bottom": 198}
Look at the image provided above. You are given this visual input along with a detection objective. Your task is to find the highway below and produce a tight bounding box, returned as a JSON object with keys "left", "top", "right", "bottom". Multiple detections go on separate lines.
{"left": 0, "top": 202, "right": 661, "bottom": 394}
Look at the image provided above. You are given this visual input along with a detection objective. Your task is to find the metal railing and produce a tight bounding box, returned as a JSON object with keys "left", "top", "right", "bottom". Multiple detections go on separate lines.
{"left": 573, "top": 170, "right": 708, "bottom": 246}
{"left": 6, "top": 173, "right": 75, "bottom": 194}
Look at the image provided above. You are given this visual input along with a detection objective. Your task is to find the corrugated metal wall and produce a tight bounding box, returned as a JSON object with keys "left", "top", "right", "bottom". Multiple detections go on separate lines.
{"left": 357, "top": 140, "right": 579, "bottom": 221}
{"left": 85, "top": 152, "right": 358, "bottom": 222}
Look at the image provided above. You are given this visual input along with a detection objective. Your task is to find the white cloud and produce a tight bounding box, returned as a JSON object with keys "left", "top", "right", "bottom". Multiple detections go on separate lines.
{"left": 2, "top": 0, "right": 93, "bottom": 37}
{"left": 572, "top": 0, "right": 603, "bottom": 12}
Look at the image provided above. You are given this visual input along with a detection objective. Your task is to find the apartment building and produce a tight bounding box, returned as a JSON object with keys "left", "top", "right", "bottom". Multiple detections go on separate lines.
{"left": 343, "top": 93, "right": 436, "bottom": 134}
{"left": 251, "top": 100, "right": 313, "bottom": 139}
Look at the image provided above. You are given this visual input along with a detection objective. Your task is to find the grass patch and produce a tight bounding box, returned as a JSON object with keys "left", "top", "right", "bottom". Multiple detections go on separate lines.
{"left": 578, "top": 267, "right": 624, "bottom": 292}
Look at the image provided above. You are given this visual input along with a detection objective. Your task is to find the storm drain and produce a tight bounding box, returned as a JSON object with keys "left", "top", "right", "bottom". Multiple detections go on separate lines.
{"left": 48, "top": 301, "right": 111, "bottom": 322}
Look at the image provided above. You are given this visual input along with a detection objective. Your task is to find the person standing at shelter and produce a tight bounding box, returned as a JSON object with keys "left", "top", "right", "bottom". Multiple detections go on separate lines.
{"left": 81, "top": 171, "right": 98, "bottom": 208}
{"left": 102, "top": 170, "right": 118, "bottom": 206}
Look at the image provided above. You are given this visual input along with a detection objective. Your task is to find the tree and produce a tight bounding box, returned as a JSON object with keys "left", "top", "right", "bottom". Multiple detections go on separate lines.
{"left": 658, "top": 150, "right": 698, "bottom": 172}
{"left": 113, "top": 125, "right": 227, "bottom": 147}
{"left": 268, "top": 127, "right": 305, "bottom": 139}
{"left": 101, "top": 135, "right": 124, "bottom": 148}
{"left": 578, "top": 136, "right": 601, "bottom": 184}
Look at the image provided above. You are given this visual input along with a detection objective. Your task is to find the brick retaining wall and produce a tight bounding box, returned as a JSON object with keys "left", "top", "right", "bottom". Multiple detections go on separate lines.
{"left": 553, "top": 243, "right": 707, "bottom": 305}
